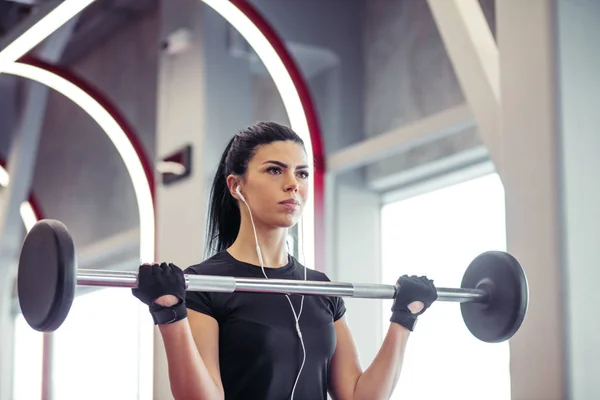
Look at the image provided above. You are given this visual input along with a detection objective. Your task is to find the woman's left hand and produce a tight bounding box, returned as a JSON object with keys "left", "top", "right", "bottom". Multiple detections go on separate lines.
{"left": 389, "top": 275, "right": 437, "bottom": 331}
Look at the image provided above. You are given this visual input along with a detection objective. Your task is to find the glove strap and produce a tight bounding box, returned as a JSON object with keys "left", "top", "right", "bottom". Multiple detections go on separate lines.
{"left": 390, "top": 311, "right": 418, "bottom": 331}
{"left": 150, "top": 301, "right": 188, "bottom": 325}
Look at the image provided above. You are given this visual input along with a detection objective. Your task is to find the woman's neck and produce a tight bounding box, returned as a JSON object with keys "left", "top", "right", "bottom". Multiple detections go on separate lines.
{"left": 227, "top": 219, "right": 289, "bottom": 268}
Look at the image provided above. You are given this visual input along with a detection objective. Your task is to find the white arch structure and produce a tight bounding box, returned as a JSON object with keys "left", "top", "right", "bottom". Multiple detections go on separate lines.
{"left": 1, "top": 1, "right": 324, "bottom": 398}
{"left": 0, "top": 0, "right": 326, "bottom": 271}
{"left": 1, "top": 62, "right": 156, "bottom": 261}
{"left": 1, "top": 60, "right": 157, "bottom": 400}
{"left": 201, "top": 0, "right": 321, "bottom": 270}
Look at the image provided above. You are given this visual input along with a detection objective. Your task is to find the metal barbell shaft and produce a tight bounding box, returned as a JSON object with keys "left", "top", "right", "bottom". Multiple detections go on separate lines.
{"left": 77, "top": 269, "right": 487, "bottom": 303}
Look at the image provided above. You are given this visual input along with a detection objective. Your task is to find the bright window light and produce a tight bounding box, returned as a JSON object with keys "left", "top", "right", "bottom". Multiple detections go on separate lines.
{"left": 12, "top": 314, "right": 44, "bottom": 400}
{"left": 51, "top": 288, "right": 153, "bottom": 400}
{"left": 381, "top": 173, "right": 511, "bottom": 400}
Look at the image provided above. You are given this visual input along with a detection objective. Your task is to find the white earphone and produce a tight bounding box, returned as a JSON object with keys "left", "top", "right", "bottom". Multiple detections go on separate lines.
{"left": 235, "top": 185, "right": 306, "bottom": 399}
{"left": 235, "top": 185, "right": 243, "bottom": 199}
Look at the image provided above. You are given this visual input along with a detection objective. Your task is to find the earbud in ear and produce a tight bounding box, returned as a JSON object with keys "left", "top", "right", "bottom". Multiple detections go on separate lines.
{"left": 236, "top": 186, "right": 246, "bottom": 203}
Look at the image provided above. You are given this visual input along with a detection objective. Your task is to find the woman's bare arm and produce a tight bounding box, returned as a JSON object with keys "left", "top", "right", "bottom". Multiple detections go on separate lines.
{"left": 158, "top": 309, "right": 224, "bottom": 400}
{"left": 328, "top": 317, "right": 410, "bottom": 400}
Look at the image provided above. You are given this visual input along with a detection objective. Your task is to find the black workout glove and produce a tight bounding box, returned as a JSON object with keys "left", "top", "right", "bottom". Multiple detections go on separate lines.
{"left": 131, "top": 262, "right": 188, "bottom": 325}
{"left": 390, "top": 275, "right": 438, "bottom": 331}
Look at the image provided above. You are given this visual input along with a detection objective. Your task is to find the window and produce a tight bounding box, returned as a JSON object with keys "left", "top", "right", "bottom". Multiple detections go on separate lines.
{"left": 13, "top": 313, "right": 44, "bottom": 400}
{"left": 13, "top": 287, "right": 153, "bottom": 400}
{"left": 51, "top": 288, "right": 153, "bottom": 400}
{"left": 381, "top": 173, "right": 511, "bottom": 400}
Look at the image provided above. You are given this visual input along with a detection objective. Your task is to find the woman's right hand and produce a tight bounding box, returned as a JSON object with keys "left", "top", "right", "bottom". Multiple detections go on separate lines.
{"left": 132, "top": 262, "right": 188, "bottom": 325}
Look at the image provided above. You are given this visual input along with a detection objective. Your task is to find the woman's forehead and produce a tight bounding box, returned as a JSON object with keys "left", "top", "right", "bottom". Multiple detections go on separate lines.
{"left": 251, "top": 141, "right": 308, "bottom": 165}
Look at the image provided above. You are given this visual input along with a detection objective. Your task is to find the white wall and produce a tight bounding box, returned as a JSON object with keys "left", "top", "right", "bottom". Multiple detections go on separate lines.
{"left": 556, "top": 0, "right": 600, "bottom": 397}
{"left": 497, "top": 1, "right": 566, "bottom": 398}
{"left": 153, "top": 3, "right": 209, "bottom": 396}
{"left": 329, "top": 176, "right": 382, "bottom": 365}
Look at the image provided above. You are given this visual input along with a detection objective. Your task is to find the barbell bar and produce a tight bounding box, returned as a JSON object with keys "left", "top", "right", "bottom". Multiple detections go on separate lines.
{"left": 17, "top": 219, "right": 529, "bottom": 343}
{"left": 77, "top": 268, "right": 487, "bottom": 302}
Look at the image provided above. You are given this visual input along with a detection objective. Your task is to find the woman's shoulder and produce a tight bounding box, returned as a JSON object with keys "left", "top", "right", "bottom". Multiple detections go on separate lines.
{"left": 299, "top": 263, "right": 334, "bottom": 282}
{"left": 184, "top": 251, "right": 237, "bottom": 276}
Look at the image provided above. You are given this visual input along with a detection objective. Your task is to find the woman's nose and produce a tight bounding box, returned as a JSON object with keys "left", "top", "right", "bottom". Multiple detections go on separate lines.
{"left": 284, "top": 176, "right": 299, "bottom": 192}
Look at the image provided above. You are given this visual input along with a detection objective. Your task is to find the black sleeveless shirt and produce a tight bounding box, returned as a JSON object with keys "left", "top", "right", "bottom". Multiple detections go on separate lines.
{"left": 184, "top": 251, "right": 346, "bottom": 400}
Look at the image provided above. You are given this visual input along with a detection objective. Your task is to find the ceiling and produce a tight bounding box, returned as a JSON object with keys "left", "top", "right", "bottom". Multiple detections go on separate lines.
{"left": 0, "top": 0, "right": 157, "bottom": 65}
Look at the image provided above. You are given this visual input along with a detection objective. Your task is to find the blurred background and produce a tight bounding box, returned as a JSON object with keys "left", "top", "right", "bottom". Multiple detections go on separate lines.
{"left": 0, "top": 0, "right": 598, "bottom": 399}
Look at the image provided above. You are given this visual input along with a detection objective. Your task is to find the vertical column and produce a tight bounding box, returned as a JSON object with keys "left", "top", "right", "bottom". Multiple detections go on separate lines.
{"left": 328, "top": 172, "right": 382, "bottom": 366}
{"left": 154, "top": 2, "right": 207, "bottom": 398}
{"left": 154, "top": 1, "right": 254, "bottom": 398}
{"left": 0, "top": 74, "right": 18, "bottom": 400}
{"left": 41, "top": 333, "right": 53, "bottom": 400}
{"left": 497, "top": 1, "right": 566, "bottom": 399}
{"left": 555, "top": 1, "right": 600, "bottom": 398}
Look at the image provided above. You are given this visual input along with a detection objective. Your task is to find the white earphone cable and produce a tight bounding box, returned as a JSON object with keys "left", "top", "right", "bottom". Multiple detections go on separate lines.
{"left": 237, "top": 187, "right": 306, "bottom": 399}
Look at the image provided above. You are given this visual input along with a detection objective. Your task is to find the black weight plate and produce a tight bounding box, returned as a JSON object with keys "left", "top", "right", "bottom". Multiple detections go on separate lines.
{"left": 17, "top": 219, "right": 76, "bottom": 332}
{"left": 460, "top": 251, "right": 528, "bottom": 343}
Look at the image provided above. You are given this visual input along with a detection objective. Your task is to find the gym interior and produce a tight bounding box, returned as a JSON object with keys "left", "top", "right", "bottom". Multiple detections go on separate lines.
{"left": 0, "top": 0, "right": 597, "bottom": 399}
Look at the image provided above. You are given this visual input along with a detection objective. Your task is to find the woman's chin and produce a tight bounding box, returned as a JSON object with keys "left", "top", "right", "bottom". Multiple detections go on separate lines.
{"left": 272, "top": 214, "right": 300, "bottom": 229}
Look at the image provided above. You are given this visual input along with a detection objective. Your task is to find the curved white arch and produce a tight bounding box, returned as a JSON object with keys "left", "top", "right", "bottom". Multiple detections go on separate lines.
{"left": 202, "top": 0, "right": 316, "bottom": 268}
{"left": 2, "top": 62, "right": 155, "bottom": 263}
{"left": 1, "top": 2, "right": 320, "bottom": 398}
{"left": 2, "top": 61, "right": 156, "bottom": 400}
{"left": 0, "top": 0, "right": 320, "bottom": 268}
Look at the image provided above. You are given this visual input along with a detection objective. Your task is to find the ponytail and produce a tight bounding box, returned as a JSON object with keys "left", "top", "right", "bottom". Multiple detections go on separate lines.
{"left": 205, "top": 138, "right": 240, "bottom": 256}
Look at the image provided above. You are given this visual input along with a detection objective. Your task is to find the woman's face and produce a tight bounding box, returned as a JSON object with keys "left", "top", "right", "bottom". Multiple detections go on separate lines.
{"left": 232, "top": 140, "right": 310, "bottom": 229}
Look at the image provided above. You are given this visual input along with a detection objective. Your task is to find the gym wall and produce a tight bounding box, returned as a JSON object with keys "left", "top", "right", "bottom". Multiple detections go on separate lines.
{"left": 555, "top": 1, "right": 600, "bottom": 397}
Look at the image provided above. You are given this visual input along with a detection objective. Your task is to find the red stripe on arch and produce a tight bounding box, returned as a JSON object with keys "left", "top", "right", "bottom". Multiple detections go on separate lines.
{"left": 20, "top": 55, "right": 156, "bottom": 202}
{"left": 231, "top": 0, "right": 327, "bottom": 271}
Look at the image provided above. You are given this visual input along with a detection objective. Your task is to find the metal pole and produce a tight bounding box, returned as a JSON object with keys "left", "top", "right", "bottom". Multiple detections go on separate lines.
{"left": 77, "top": 269, "right": 488, "bottom": 303}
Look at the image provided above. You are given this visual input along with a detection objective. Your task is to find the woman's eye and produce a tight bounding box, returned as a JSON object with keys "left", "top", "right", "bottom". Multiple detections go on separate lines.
{"left": 297, "top": 170, "right": 309, "bottom": 179}
{"left": 267, "top": 167, "right": 282, "bottom": 174}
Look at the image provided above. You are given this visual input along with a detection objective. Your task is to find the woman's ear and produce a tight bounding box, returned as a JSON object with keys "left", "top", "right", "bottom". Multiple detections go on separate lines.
{"left": 226, "top": 174, "right": 241, "bottom": 200}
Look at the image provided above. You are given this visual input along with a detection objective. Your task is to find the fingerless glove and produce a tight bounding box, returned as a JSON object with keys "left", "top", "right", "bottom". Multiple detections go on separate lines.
{"left": 131, "top": 262, "right": 188, "bottom": 325}
{"left": 390, "top": 275, "right": 437, "bottom": 331}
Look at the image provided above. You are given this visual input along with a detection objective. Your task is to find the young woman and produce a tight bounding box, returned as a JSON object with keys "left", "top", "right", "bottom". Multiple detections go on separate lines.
{"left": 132, "top": 122, "right": 438, "bottom": 400}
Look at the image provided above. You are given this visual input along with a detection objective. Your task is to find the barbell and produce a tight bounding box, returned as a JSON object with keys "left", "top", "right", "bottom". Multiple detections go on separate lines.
{"left": 17, "top": 219, "right": 529, "bottom": 343}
